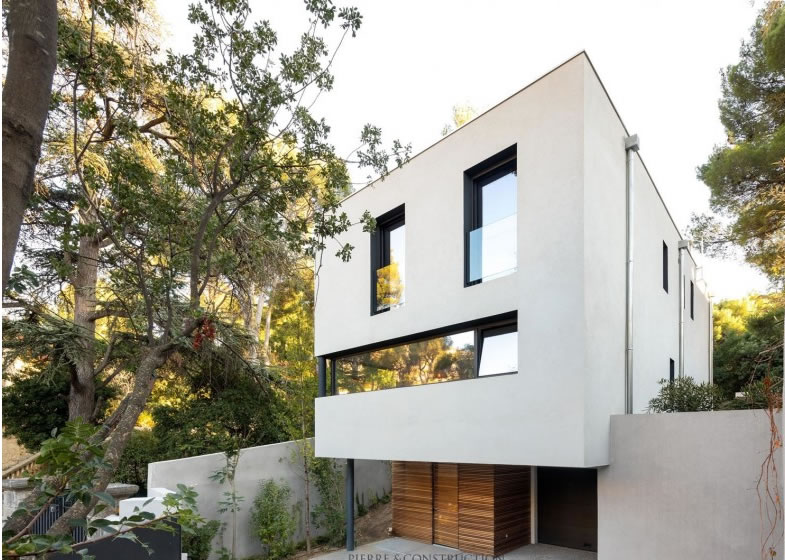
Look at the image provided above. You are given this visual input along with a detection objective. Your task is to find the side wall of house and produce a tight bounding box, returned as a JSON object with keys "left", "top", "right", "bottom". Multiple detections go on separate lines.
{"left": 598, "top": 411, "right": 781, "bottom": 559}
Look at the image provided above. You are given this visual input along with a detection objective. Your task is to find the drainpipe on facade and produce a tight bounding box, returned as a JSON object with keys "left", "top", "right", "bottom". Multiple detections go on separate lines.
{"left": 624, "top": 134, "right": 639, "bottom": 414}
{"left": 677, "top": 240, "right": 690, "bottom": 378}
{"left": 708, "top": 295, "right": 714, "bottom": 384}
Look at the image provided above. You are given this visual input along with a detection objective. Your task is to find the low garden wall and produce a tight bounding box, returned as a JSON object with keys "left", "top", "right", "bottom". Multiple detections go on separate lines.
{"left": 598, "top": 409, "right": 783, "bottom": 560}
{"left": 147, "top": 438, "right": 390, "bottom": 559}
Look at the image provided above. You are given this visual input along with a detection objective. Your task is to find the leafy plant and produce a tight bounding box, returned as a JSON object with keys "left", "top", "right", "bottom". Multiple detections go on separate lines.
{"left": 249, "top": 479, "right": 297, "bottom": 560}
{"left": 181, "top": 518, "right": 221, "bottom": 560}
{"left": 647, "top": 377, "right": 723, "bottom": 413}
{"left": 311, "top": 458, "right": 345, "bottom": 545}
{"left": 114, "top": 429, "right": 162, "bottom": 491}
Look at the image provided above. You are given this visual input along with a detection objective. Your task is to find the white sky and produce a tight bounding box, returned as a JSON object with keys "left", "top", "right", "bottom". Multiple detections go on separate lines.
{"left": 155, "top": 0, "right": 775, "bottom": 301}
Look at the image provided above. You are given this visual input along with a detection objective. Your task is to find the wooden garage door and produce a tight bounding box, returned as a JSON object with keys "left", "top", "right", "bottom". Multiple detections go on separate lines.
{"left": 433, "top": 463, "right": 459, "bottom": 548}
{"left": 392, "top": 461, "right": 433, "bottom": 542}
{"left": 537, "top": 467, "right": 597, "bottom": 552}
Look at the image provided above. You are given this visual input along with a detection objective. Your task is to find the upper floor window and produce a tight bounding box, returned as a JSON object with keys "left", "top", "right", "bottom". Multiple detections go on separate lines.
{"left": 465, "top": 146, "right": 517, "bottom": 285}
{"left": 662, "top": 241, "right": 669, "bottom": 293}
{"left": 690, "top": 281, "right": 694, "bottom": 320}
{"left": 371, "top": 205, "right": 405, "bottom": 314}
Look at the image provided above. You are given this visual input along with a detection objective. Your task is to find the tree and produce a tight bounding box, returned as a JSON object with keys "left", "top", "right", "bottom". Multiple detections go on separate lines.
{"left": 692, "top": 2, "right": 785, "bottom": 284}
{"left": 2, "top": 0, "right": 58, "bottom": 291}
{"left": 712, "top": 293, "right": 784, "bottom": 398}
{"left": 3, "top": 0, "right": 408, "bottom": 539}
{"left": 441, "top": 104, "right": 477, "bottom": 136}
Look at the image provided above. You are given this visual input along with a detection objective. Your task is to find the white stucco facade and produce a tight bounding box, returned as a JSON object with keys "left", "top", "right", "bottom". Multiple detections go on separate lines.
{"left": 313, "top": 53, "right": 711, "bottom": 468}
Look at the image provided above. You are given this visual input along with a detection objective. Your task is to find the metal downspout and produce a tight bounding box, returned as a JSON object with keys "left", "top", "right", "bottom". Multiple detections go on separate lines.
{"left": 624, "top": 134, "right": 639, "bottom": 414}
{"left": 709, "top": 295, "right": 714, "bottom": 384}
{"left": 678, "top": 241, "right": 689, "bottom": 378}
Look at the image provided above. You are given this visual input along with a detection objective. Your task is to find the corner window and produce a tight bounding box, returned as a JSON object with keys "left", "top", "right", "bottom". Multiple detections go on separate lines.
{"left": 371, "top": 205, "right": 405, "bottom": 314}
{"left": 465, "top": 146, "right": 517, "bottom": 285}
{"left": 690, "top": 281, "right": 694, "bottom": 320}
{"left": 662, "top": 242, "right": 669, "bottom": 293}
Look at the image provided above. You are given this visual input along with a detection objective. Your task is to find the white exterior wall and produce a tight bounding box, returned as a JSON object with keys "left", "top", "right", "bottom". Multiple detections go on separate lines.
{"left": 598, "top": 411, "right": 780, "bottom": 559}
{"left": 314, "top": 53, "right": 711, "bottom": 468}
{"left": 147, "top": 440, "right": 391, "bottom": 559}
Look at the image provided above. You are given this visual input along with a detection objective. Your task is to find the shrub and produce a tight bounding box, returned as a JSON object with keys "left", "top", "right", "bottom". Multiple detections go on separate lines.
{"left": 311, "top": 457, "right": 345, "bottom": 545}
{"left": 647, "top": 377, "right": 722, "bottom": 412}
{"left": 250, "top": 479, "right": 297, "bottom": 560}
{"left": 115, "top": 429, "right": 162, "bottom": 491}
{"left": 181, "top": 518, "right": 222, "bottom": 560}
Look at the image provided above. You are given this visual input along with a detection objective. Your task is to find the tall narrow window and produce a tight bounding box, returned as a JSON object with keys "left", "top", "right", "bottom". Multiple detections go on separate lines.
{"left": 371, "top": 205, "right": 405, "bottom": 314}
{"left": 662, "top": 242, "right": 669, "bottom": 293}
{"left": 669, "top": 359, "right": 675, "bottom": 383}
{"left": 465, "top": 146, "right": 517, "bottom": 285}
{"left": 690, "top": 281, "right": 694, "bottom": 320}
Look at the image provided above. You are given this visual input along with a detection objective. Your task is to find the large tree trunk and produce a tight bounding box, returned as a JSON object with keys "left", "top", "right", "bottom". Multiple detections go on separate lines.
{"left": 68, "top": 230, "right": 99, "bottom": 421}
{"left": 48, "top": 346, "right": 167, "bottom": 535}
{"left": 2, "top": 0, "right": 58, "bottom": 291}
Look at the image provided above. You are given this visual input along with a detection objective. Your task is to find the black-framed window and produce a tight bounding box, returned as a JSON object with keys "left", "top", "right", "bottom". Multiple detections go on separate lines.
{"left": 370, "top": 205, "right": 405, "bottom": 314}
{"left": 669, "top": 359, "right": 675, "bottom": 383}
{"left": 464, "top": 145, "right": 517, "bottom": 286}
{"left": 662, "top": 241, "right": 669, "bottom": 293}
{"left": 477, "top": 323, "right": 518, "bottom": 377}
{"left": 334, "top": 316, "right": 518, "bottom": 394}
{"left": 690, "top": 281, "right": 694, "bottom": 320}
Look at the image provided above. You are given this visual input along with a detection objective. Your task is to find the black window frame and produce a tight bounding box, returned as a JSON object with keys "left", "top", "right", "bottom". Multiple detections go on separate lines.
{"left": 662, "top": 241, "right": 669, "bottom": 293}
{"left": 690, "top": 280, "right": 695, "bottom": 320}
{"left": 464, "top": 145, "right": 517, "bottom": 287}
{"left": 669, "top": 358, "right": 675, "bottom": 383}
{"left": 370, "top": 204, "right": 405, "bottom": 316}
{"left": 476, "top": 322, "right": 518, "bottom": 378}
{"left": 329, "top": 312, "right": 519, "bottom": 394}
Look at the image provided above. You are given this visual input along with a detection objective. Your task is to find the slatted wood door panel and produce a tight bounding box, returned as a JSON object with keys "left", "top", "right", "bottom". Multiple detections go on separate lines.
{"left": 433, "top": 463, "right": 459, "bottom": 548}
{"left": 457, "top": 463, "right": 495, "bottom": 554}
{"left": 494, "top": 465, "right": 531, "bottom": 554}
{"left": 392, "top": 461, "right": 433, "bottom": 543}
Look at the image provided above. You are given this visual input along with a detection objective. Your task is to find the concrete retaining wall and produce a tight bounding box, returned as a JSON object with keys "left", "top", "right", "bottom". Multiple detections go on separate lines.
{"left": 598, "top": 410, "right": 782, "bottom": 559}
{"left": 147, "top": 438, "right": 391, "bottom": 559}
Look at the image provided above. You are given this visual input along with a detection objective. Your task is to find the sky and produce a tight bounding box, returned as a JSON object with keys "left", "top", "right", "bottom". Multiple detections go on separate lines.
{"left": 155, "top": 0, "right": 775, "bottom": 301}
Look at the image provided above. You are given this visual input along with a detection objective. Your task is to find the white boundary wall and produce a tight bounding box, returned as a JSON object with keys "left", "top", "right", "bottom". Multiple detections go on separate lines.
{"left": 598, "top": 410, "right": 782, "bottom": 559}
{"left": 148, "top": 439, "right": 391, "bottom": 559}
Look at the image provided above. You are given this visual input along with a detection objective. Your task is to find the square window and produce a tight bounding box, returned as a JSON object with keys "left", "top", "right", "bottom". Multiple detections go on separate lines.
{"left": 465, "top": 146, "right": 517, "bottom": 285}
{"left": 478, "top": 324, "right": 518, "bottom": 376}
{"left": 371, "top": 205, "right": 405, "bottom": 314}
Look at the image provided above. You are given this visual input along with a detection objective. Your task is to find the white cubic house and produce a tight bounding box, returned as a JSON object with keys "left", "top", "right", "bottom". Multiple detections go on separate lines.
{"left": 313, "top": 52, "right": 712, "bottom": 556}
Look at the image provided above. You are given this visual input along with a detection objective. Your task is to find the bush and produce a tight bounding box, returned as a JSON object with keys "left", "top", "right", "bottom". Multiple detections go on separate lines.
{"left": 115, "top": 429, "right": 163, "bottom": 491}
{"left": 647, "top": 377, "right": 722, "bottom": 413}
{"left": 311, "top": 458, "right": 345, "bottom": 545}
{"left": 181, "top": 518, "right": 221, "bottom": 560}
{"left": 250, "top": 479, "right": 297, "bottom": 560}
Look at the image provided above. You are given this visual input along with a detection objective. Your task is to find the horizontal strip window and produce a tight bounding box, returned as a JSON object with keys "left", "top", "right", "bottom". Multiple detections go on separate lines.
{"left": 334, "top": 317, "right": 518, "bottom": 395}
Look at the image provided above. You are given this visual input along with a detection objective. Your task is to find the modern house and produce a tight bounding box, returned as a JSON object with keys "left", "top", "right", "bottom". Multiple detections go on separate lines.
{"left": 313, "top": 52, "right": 712, "bottom": 556}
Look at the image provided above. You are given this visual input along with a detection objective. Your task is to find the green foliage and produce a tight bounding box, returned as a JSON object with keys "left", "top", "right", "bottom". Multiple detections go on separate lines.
{"left": 719, "top": 376, "right": 783, "bottom": 409}
{"left": 2, "top": 318, "right": 115, "bottom": 451}
{"left": 712, "top": 293, "right": 784, "bottom": 398}
{"left": 151, "top": 373, "right": 288, "bottom": 459}
{"left": 311, "top": 457, "right": 345, "bottom": 545}
{"left": 250, "top": 479, "right": 297, "bottom": 560}
{"left": 647, "top": 377, "right": 723, "bottom": 413}
{"left": 114, "top": 430, "right": 162, "bottom": 491}
{"left": 181, "top": 519, "right": 221, "bottom": 560}
{"left": 694, "top": 3, "right": 785, "bottom": 282}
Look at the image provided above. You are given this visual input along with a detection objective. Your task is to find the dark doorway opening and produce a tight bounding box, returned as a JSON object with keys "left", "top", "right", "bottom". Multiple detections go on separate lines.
{"left": 537, "top": 467, "right": 597, "bottom": 552}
